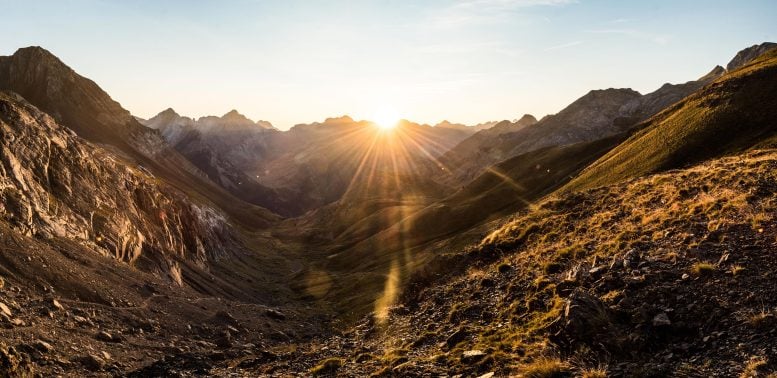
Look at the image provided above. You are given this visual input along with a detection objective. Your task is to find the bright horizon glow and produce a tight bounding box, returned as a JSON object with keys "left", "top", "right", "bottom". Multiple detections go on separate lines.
{"left": 1, "top": 1, "right": 776, "bottom": 130}
{"left": 371, "top": 106, "right": 401, "bottom": 130}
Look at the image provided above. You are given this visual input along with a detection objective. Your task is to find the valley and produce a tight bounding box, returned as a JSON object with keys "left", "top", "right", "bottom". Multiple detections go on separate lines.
{"left": 0, "top": 33, "right": 776, "bottom": 378}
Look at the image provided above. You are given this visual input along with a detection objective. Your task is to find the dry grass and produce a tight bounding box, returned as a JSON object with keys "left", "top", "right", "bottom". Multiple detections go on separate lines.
{"left": 740, "top": 356, "right": 767, "bottom": 378}
{"left": 310, "top": 357, "right": 344, "bottom": 376}
{"left": 580, "top": 367, "right": 609, "bottom": 378}
{"left": 519, "top": 357, "right": 571, "bottom": 378}
{"left": 691, "top": 262, "right": 715, "bottom": 276}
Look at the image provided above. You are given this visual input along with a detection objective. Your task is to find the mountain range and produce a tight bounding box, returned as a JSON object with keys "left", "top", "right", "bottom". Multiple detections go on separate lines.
{"left": 0, "top": 42, "right": 775, "bottom": 376}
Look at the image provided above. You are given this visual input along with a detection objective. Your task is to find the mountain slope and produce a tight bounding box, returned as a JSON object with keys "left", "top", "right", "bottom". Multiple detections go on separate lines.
{"left": 142, "top": 109, "right": 304, "bottom": 216}
{"left": 0, "top": 46, "right": 278, "bottom": 227}
{"left": 440, "top": 68, "right": 726, "bottom": 184}
{"left": 0, "top": 90, "right": 240, "bottom": 294}
{"left": 566, "top": 46, "right": 777, "bottom": 192}
{"left": 256, "top": 149, "right": 777, "bottom": 376}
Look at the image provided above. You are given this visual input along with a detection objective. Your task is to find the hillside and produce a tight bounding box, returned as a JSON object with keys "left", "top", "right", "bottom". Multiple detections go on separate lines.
{"left": 250, "top": 149, "right": 777, "bottom": 377}
{"left": 439, "top": 65, "right": 726, "bottom": 185}
{"left": 566, "top": 46, "right": 777, "bottom": 192}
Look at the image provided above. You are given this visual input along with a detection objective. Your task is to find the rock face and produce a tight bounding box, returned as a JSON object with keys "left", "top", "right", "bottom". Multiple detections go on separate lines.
{"left": 142, "top": 109, "right": 303, "bottom": 216}
{"left": 144, "top": 108, "right": 275, "bottom": 170}
{"left": 726, "top": 42, "right": 777, "bottom": 71}
{"left": 0, "top": 46, "right": 278, "bottom": 228}
{"left": 0, "top": 91, "right": 235, "bottom": 284}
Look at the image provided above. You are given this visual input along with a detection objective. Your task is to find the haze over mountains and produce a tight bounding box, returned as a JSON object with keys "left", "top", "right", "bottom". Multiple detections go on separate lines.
{"left": 0, "top": 42, "right": 776, "bottom": 376}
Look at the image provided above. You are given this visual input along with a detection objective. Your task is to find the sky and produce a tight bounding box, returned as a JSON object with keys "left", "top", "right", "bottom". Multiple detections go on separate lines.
{"left": 1, "top": 0, "right": 776, "bottom": 130}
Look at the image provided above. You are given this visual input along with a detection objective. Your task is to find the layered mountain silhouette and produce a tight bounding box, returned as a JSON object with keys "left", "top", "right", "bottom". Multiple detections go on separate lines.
{"left": 0, "top": 42, "right": 776, "bottom": 376}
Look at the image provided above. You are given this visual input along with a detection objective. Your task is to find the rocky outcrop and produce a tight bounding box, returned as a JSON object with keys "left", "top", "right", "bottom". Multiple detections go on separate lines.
{"left": 0, "top": 91, "right": 235, "bottom": 284}
{"left": 726, "top": 42, "right": 777, "bottom": 71}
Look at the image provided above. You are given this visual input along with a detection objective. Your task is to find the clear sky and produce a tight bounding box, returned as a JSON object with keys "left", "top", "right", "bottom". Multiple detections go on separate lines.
{"left": 1, "top": 0, "right": 776, "bottom": 129}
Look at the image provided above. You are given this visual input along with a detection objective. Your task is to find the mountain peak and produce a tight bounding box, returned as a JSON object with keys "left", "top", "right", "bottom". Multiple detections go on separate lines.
{"left": 698, "top": 65, "right": 726, "bottom": 82}
{"left": 515, "top": 114, "right": 537, "bottom": 125}
{"left": 159, "top": 107, "right": 179, "bottom": 117}
{"left": 222, "top": 109, "right": 248, "bottom": 120}
{"left": 726, "top": 42, "right": 777, "bottom": 71}
{"left": 324, "top": 115, "right": 354, "bottom": 124}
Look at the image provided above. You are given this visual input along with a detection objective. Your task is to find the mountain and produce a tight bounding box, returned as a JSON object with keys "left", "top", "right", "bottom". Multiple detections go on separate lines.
{"left": 436, "top": 114, "right": 537, "bottom": 183}
{"left": 0, "top": 90, "right": 236, "bottom": 286}
{"left": 566, "top": 45, "right": 777, "bottom": 192}
{"left": 148, "top": 112, "right": 474, "bottom": 215}
{"left": 727, "top": 42, "right": 777, "bottom": 71}
{"left": 141, "top": 109, "right": 304, "bottom": 216}
{"left": 0, "top": 46, "right": 278, "bottom": 227}
{"left": 439, "top": 68, "right": 726, "bottom": 185}
{"left": 434, "top": 119, "right": 500, "bottom": 132}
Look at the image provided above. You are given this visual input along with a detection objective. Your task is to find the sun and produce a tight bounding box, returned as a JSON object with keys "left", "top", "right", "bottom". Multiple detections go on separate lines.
{"left": 371, "top": 107, "right": 400, "bottom": 130}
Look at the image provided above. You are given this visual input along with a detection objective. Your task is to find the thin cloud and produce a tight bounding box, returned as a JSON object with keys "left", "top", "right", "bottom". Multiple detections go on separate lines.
{"left": 432, "top": 0, "right": 578, "bottom": 27}
{"left": 586, "top": 29, "right": 671, "bottom": 45}
{"left": 544, "top": 40, "right": 583, "bottom": 51}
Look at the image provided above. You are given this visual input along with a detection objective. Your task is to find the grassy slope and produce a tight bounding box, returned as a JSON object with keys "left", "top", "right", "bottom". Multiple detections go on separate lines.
{"left": 565, "top": 49, "right": 777, "bottom": 192}
{"left": 311, "top": 134, "right": 626, "bottom": 321}
{"left": 271, "top": 149, "right": 777, "bottom": 376}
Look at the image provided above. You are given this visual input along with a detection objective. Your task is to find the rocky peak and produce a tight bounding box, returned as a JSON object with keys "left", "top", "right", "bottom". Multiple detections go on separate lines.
{"left": 323, "top": 115, "right": 354, "bottom": 125}
{"left": 726, "top": 42, "right": 777, "bottom": 71}
{"left": 221, "top": 109, "right": 250, "bottom": 122}
{"left": 699, "top": 65, "right": 726, "bottom": 82}
{"left": 0, "top": 46, "right": 141, "bottom": 145}
{"left": 159, "top": 107, "right": 179, "bottom": 118}
{"left": 515, "top": 114, "right": 537, "bottom": 126}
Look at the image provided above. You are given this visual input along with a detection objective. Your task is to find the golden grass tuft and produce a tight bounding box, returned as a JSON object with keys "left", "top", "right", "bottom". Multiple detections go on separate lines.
{"left": 740, "top": 356, "right": 767, "bottom": 378}
{"left": 690, "top": 262, "right": 715, "bottom": 276}
{"left": 580, "top": 367, "right": 609, "bottom": 378}
{"left": 310, "top": 357, "right": 344, "bottom": 376}
{"left": 519, "top": 357, "right": 571, "bottom": 378}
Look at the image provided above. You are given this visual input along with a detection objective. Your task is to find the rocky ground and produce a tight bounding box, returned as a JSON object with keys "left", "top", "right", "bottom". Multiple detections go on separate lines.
{"left": 231, "top": 149, "right": 777, "bottom": 377}
{"left": 0, "top": 221, "right": 328, "bottom": 377}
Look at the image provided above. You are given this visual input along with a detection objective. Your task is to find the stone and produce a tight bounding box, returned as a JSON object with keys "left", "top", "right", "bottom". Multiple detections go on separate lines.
{"left": 265, "top": 308, "right": 286, "bottom": 320}
{"left": 653, "top": 312, "right": 672, "bottom": 327}
{"left": 0, "top": 344, "right": 33, "bottom": 376}
{"left": 95, "top": 331, "right": 121, "bottom": 343}
{"left": 31, "top": 340, "right": 53, "bottom": 353}
{"left": 0, "top": 302, "right": 12, "bottom": 317}
{"left": 50, "top": 299, "right": 64, "bottom": 311}
{"left": 461, "top": 350, "right": 486, "bottom": 363}
{"left": 76, "top": 354, "right": 104, "bottom": 371}
{"left": 445, "top": 328, "right": 469, "bottom": 348}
